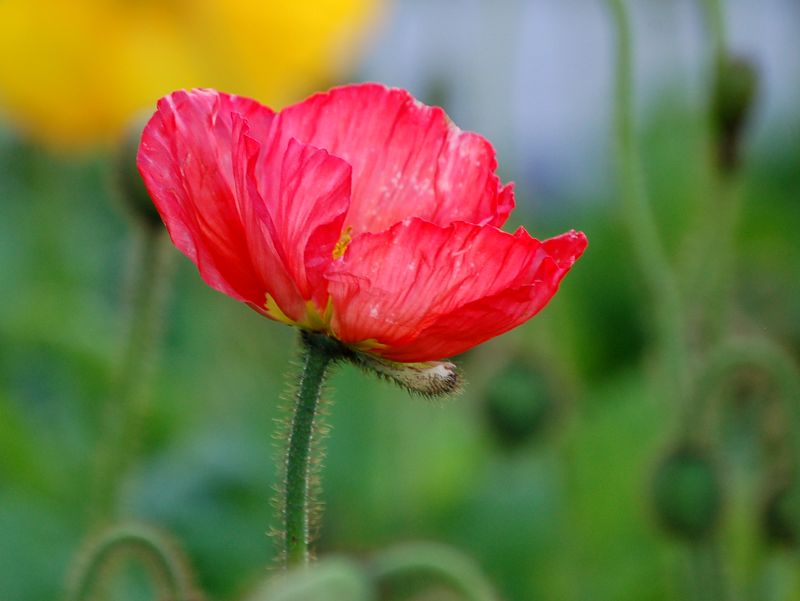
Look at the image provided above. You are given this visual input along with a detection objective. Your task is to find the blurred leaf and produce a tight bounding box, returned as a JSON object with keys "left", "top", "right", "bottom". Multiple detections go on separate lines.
{"left": 244, "top": 558, "right": 373, "bottom": 601}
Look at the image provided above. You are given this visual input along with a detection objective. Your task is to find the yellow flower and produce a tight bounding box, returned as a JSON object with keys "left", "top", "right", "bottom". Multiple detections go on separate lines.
{"left": 0, "top": 0, "right": 377, "bottom": 148}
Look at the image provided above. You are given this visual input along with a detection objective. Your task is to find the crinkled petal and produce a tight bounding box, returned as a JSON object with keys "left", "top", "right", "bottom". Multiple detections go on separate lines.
{"left": 273, "top": 83, "right": 514, "bottom": 234}
{"left": 137, "top": 88, "right": 350, "bottom": 322}
{"left": 325, "top": 219, "right": 587, "bottom": 362}
{"left": 239, "top": 134, "right": 352, "bottom": 314}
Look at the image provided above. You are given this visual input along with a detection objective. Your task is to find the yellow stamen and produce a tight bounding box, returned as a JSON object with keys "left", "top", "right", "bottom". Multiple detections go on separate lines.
{"left": 332, "top": 226, "right": 353, "bottom": 259}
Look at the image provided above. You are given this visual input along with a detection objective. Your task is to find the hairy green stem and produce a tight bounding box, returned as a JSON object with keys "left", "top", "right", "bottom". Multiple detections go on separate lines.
{"left": 370, "top": 543, "right": 499, "bottom": 601}
{"left": 606, "top": 0, "right": 688, "bottom": 395}
{"left": 281, "top": 333, "right": 337, "bottom": 566}
{"left": 65, "top": 522, "right": 198, "bottom": 601}
{"left": 91, "top": 226, "right": 174, "bottom": 520}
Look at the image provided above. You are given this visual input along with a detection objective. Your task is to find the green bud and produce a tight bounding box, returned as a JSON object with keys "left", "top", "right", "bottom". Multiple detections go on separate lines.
{"left": 651, "top": 445, "right": 722, "bottom": 541}
{"left": 762, "top": 480, "right": 800, "bottom": 547}
{"left": 711, "top": 55, "right": 758, "bottom": 173}
{"left": 350, "top": 351, "right": 461, "bottom": 398}
{"left": 114, "top": 116, "right": 162, "bottom": 228}
{"left": 299, "top": 331, "right": 462, "bottom": 398}
{"left": 482, "top": 358, "right": 559, "bottom": 448}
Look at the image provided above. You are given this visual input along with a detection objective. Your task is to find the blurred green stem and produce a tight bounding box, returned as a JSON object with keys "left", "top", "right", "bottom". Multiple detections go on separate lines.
{"left": 281, "top": 332, "right": 338, "bottom": 567}
{"left": 92, "top": 225, "right": 174, "bottom": 520}
{"left": 65, "top": 522, "right": 197, "bottom": 601}
{"left": 682, "top": 176, "right": 743, "bottom": 349}
{"left": 688, "top": 541, "right": 726, "bottom": 601}
{"left": 370, "top": 543, "right": 499, "bottom": 601}
{"left": 702, "top": 0, "right": 727, "bottom": 63}
{"left": 682, "top": 0, "right": 737, "bottom": 349}
{"left": 607, "top": 0, "right": 688, "bottom": 394}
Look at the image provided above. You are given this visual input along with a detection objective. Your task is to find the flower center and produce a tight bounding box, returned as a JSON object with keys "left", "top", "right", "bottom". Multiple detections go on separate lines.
{"left": 332, "top": 226, "right": 353, "bottom": 259}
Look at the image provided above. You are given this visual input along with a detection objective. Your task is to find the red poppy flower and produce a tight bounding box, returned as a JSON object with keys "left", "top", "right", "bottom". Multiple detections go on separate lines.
{"left": 138, "top": 83, "right": 586, "bottom": 363}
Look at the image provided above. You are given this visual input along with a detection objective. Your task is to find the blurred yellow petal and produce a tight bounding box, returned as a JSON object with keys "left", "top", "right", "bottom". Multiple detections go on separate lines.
{"left": 0, "top": 0, "right": 377, "bottom": 148}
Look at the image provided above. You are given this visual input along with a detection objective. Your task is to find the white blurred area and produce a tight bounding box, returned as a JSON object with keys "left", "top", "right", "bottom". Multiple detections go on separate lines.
{"left": 357, "top": 0, "right": 800, "bottom": 203}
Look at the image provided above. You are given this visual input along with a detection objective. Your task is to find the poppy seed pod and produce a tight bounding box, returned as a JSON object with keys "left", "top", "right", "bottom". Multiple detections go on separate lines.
{"left": 762, "top": 480, "right": 800, "bottom": 547}
{"left": 482, "top": 359, "right": 559, "bottom": 447}
{"left": 651, "top": 445, "right": 722, "bottom": 541}
{"left": 711, "top": 55, "right": 758, "bottom": 173}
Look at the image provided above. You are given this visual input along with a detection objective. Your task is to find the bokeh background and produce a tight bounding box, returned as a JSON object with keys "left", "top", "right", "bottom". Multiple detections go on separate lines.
{"left": 1, "top": 1, "right": 799, "bottom": 600}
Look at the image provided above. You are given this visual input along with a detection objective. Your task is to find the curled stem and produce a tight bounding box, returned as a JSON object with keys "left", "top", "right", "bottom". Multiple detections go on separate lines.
{"left": 64, "top": 522, "right": 199, "bottom": 601}
{"left": 690, "top": 337, "right": 800, "bottom": 460}
{"left": 280, "top": 332, "right": 340, "bottom": 566}
{"left": 369, "top": 542, "right": 500, "bottom": 601}
{"left": 681, "top": 337, "right": 800, "bottom": 600}
{"left": 91, "top": 226, "right": 175, "bottom": 520}
{"left": 606, "top": 0, "right": 688, "bottom": 395}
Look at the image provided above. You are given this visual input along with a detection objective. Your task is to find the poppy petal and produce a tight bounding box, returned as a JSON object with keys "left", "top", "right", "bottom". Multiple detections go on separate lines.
{"left": 274, "top": 83, "right": 514, "bottom": 234}
{"left": 238, "top": 133, "right": 352, "bottom": 314}
{"left": 138, "top": 89, "right": 275, "bottom": 304}
{"left": 326, "top": 219, "right": 586, "bottom": 362}
{"left": 138, "top": 88, "right": 351, "bottom": 322}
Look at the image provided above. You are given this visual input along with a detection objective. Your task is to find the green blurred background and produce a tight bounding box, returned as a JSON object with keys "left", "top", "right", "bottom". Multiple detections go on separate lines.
{"left": 1, "top": 1, "right": 799, "bottom": 600}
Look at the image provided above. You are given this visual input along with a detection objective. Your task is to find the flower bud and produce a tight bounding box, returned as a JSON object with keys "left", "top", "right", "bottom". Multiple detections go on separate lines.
{"left": 651, "top": 445, "right": 722, "bottom": 541}
{"left": 711, "top": 55, "right": 758, "bottom": 174}
{"left": 342, "top": 344, "right": 461, "bottom": 398}
{"left": 762, "top": 480, "right": 800, "bottom": 547}
{"left": 114, "top": 117, "right": 162, "bottom": 228}
{"left": 482, "top": 358, "right": 559, "bottom": 448}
